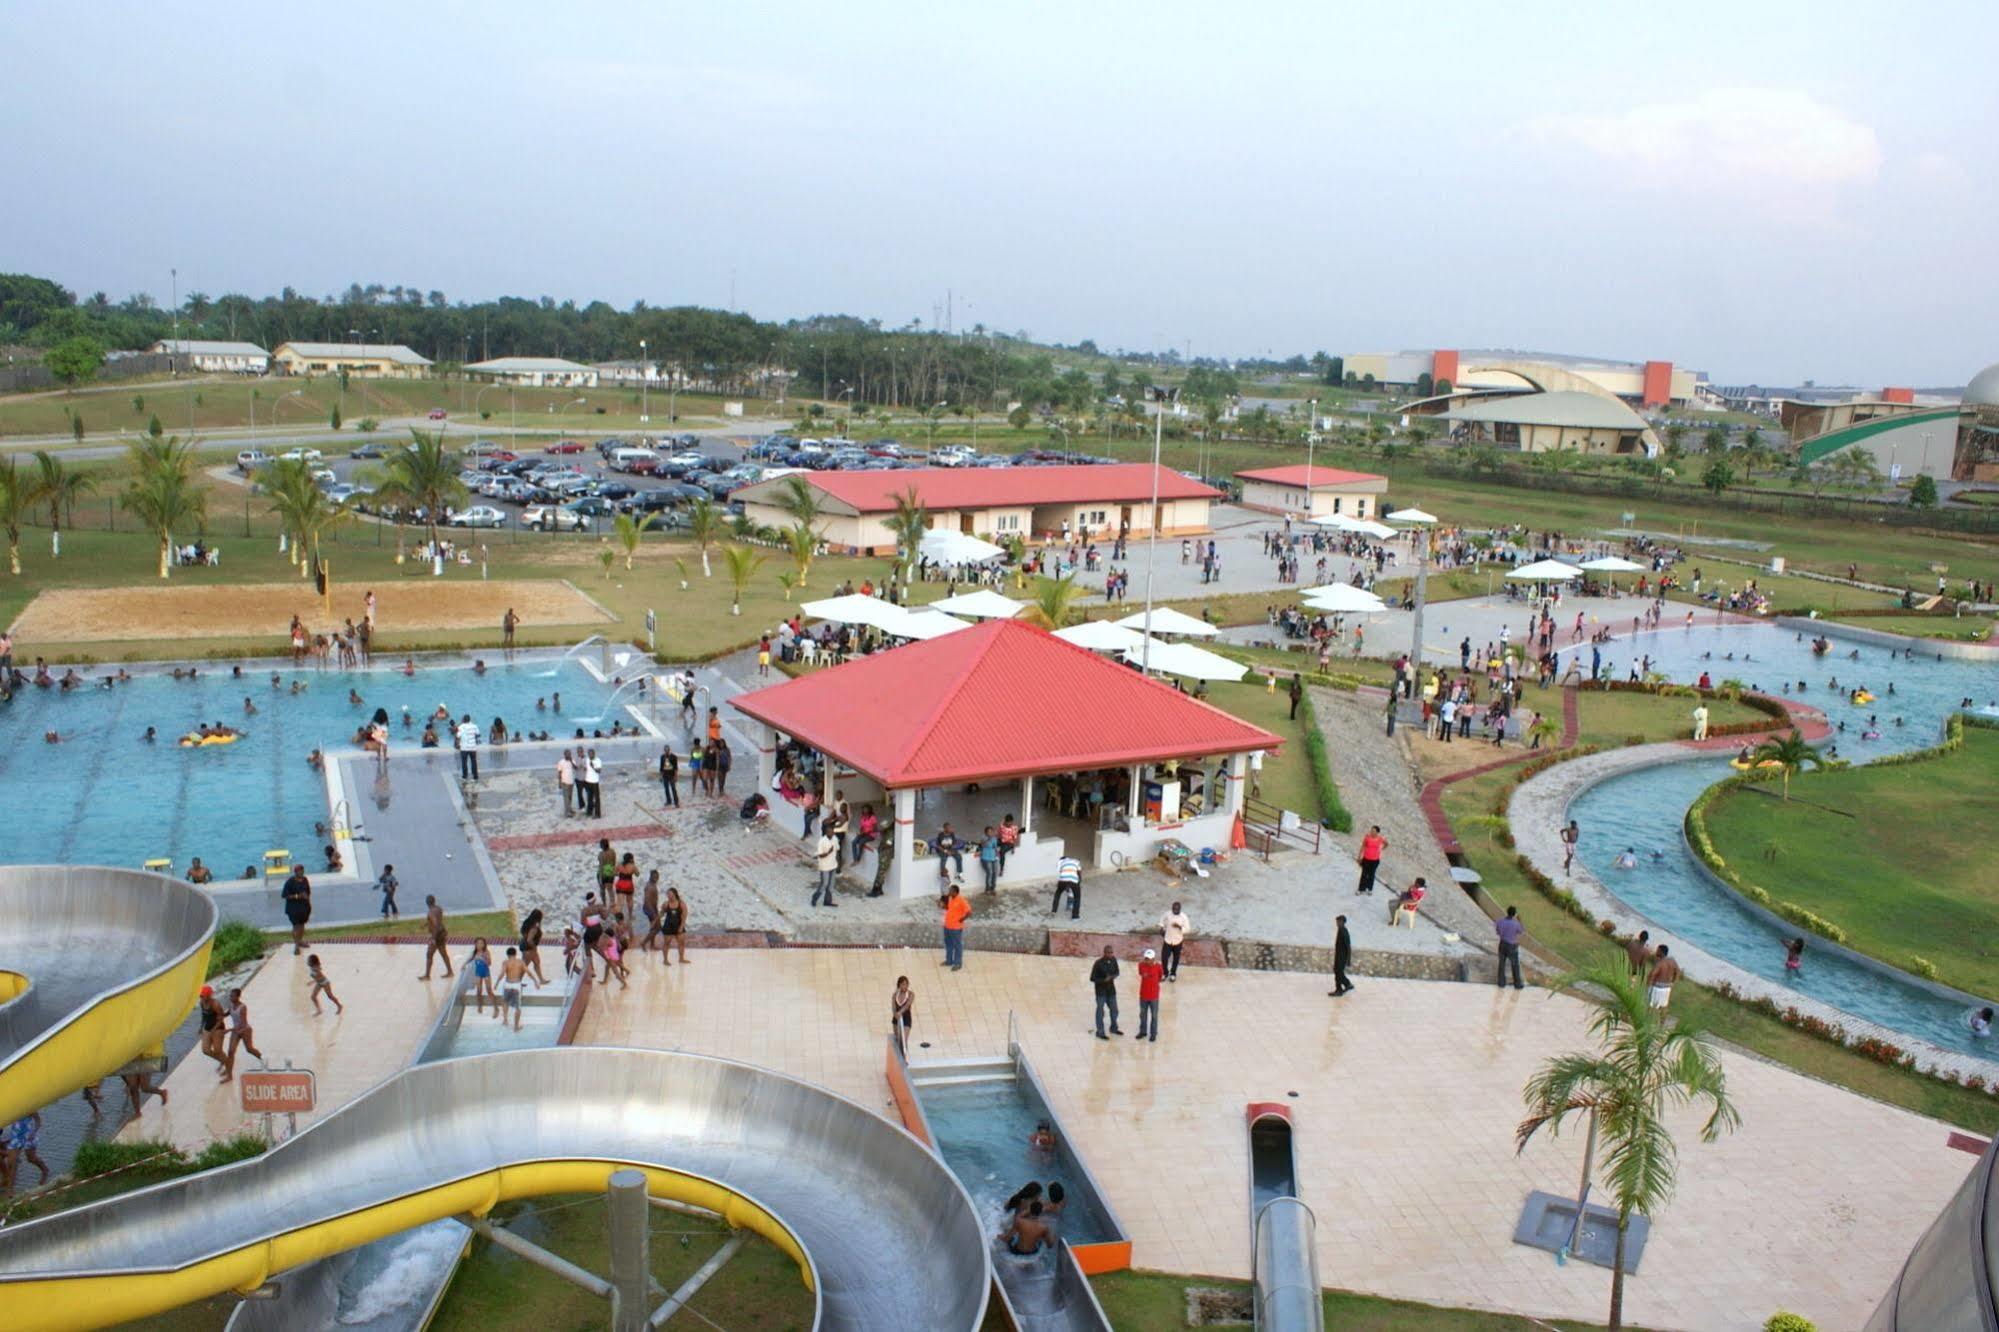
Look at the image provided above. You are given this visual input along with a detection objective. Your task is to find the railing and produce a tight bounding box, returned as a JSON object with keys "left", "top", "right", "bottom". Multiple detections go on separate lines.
{"left": 1242, "top": 793, "right": 1322, "bottom": 857}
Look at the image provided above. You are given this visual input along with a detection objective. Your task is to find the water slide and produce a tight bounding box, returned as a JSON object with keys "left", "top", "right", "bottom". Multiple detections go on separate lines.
{"left": 0, "top": 1047, "right": 991, "bottom": 1331}
{"left": 0, "top": 866, "right": 217, "bottom": 1128}
{"left": 1246, "top": 1104, "right": 1324, "bottom": 1332}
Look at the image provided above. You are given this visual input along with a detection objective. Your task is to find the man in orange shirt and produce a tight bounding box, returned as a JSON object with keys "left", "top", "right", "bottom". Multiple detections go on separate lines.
{"left": 941, "top": 885, "right": 971, "bottom": 970}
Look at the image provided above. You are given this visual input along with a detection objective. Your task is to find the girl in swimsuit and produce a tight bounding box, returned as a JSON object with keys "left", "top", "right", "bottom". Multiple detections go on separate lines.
{"left": 613, "top": 854, "right": 638, "bottom": 923}
{"left": 306, "top": 954, "right": 344, "bottom": 1015}
{"left": 662, "top": 887, "right": 688, "bottom": 965}
{"left": 222, "top": 989, "right": 262, "bottom": 1082}
{"left": 601, "top": 917, "right": 629, "bottom": 988}
{"left": 519, "top": 909, "right": 547, "bottom": 985}
{"left": 470, "top": 939, "right": 495, "bottom": 1012}
{"left": 891, "top": 976, "right": 913, "bottom": 1052}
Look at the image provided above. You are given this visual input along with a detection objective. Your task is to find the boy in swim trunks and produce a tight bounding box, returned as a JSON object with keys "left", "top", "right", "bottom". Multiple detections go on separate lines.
{"left": 497, "top": 946, "right": 536, "bottom": 1029}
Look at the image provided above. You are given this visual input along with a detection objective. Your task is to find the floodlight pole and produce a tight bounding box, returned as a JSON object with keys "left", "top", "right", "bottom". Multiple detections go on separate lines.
{"left": 1410, "top": 526, "right": 1429, "bottom": 689}
{"left": 1141, "top": 386, "right": 1176, "bottom": 672}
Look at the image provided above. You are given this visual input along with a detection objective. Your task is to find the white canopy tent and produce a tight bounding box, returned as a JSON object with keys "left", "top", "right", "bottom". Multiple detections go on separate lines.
{"left": 1506, "top": 559, "right": 1583, "bottom": 583}
{"left": 1580, "top": 556, "right": 1646, "bottom": 574}
{"left": 1114, "top": 607, "right": 1220, "bottom": 638}
{"left": 1314, "top": 513, "right": 1398, "bottom": 540}
{"left": 1053, "top": 620, "right": 1149, "bottom": 653}
{"left": 920, "top": 529, "right": 1008, "bottom": 565}
{"left": 890, "top": 608, "right": 974, "bottom": 640}
{"left": 1122, "top": 639, "right": 1248, "bottom": 682}
{"left": 1385, "top": 507, "right": 1438, "bottom": 525}
{"left": 929, "top": 588, "right": 1025, "bottom": 619}
{"left": 1301, "top": 583, "right": 1388, "bottom": 614}
{"left": 799, "top": 593, "right": 913, "bottom": 632}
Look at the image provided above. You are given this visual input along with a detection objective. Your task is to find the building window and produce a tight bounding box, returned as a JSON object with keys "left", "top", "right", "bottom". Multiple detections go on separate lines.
{"left": 994, "top": 514, "right": 1020, "bottom": 532}
{"left": 1332, "top": 497, "right": 1343, "bottom": 513}
{"left": 1354, "top": 499, "right": 1368, "bottom": 517}
{"left": 1083, "top": 510, "right": 1106, "bottom": 526}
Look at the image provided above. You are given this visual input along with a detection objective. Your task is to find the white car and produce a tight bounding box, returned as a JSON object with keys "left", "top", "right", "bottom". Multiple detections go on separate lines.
{"left": 521, "top": 504, "right": 590, "bottom": 532}
{"left": 447, "top": 505, "right": 509, "bottom": 528}
{"left": 279, "top": 447, "right": 324, "bottom": 463}
{"left": 931, "top": 446, "right": 974, "bottom": 468}
{"left": 235, "top": 449, "right": 272, "bottom": 473}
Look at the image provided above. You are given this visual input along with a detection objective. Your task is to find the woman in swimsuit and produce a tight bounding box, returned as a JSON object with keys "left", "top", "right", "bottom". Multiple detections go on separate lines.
{"left": 470, "top": 938, "right": 495, "bottom": 1013}
{"left": 639, "top": 872, "right": 662, "bottom": 952}
{"left": 613, "top": 854, "right": 638, "bottom": 924}
{"left": 661, "top": 887, "right": 688, "bottom": 965}
{"left": 221, "top": 989, "right": 262, "bottom": 1082}
{"left": 197, "top": 985, "right": 227, "bottom": 1068}
{"left": 891, "top": 975, "right": 914, "bottom": 1053}
{"left": 519, "top": 909, "right": 547, "bottom": 985}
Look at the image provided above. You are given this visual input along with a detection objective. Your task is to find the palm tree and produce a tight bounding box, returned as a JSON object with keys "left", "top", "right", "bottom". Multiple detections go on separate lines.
{"left": 1701, "top": 426, "right": 1729, "bottom": 456}
{"left": 720, "top": 544, "right": 767, "bottom": 615}
{"left": 120, "top": 435, "right": 206, "bottom": 579}
{"left": 1662, "top": 423, "right": 1688, "bottom": 459}
{"left": 1021, "top": 573, "right": 1084, "bottom": 629}
{"left": 612, "top": 511, "right": 656, "bottom": 570}
{"left": 1749, "top": 729, "right": 1826, "bottom": 801}
{"left": 29, "top": 451, "right": 94, "bottom": 558}
{"left": 881, "top": 485, "right": 928, "bottom": 588}
{"left": 375, "top": 429, "right": 467, "bottom": 556}
{"left": 1518, "top": 961, "right": 1739, "bottom": 1331}
{"left": 776, "top": 475, "right": 824, "bottom": 533}
{"left": 259, "top": 459, "right": 349, "bottom": 578}
{"left": 784, "top": 521, "right": 818, "bottom": 588}
{"left": 0, "top": 456, "right": 26, "bottom": 575}
{"left": 685, "top": 497, "right": 722, "bottom": 576}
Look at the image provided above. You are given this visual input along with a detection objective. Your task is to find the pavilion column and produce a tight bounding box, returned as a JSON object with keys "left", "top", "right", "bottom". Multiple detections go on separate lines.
{"left": 1020, "top": 775, "right": 1034, "bottom": 835}
{"left": 892, "top": 788, "right": 917, "bottom": 897}
{"left": 756, "top": 723, "right": 777, "bottom": 793}
{"left": 1226, "top": 753, "right": 1247, "bottom": 816}
{"left": 1128, "top": 765, "right": 1143, "bottom": 821}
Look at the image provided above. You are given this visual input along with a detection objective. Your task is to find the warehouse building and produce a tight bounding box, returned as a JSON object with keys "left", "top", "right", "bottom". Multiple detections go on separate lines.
{"left": 1234, "top": 464, "right": 1387, "bottom": 519}
{"left": 270, "top": 342, "right": 433, "bottom": 379}
{"left": 148, "top": 339, "right": 269, "bottom": 374}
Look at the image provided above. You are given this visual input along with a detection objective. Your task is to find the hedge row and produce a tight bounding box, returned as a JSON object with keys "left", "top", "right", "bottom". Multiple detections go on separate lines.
{"left": 1292, "top": 690, "right": 1354, "bottom": 833}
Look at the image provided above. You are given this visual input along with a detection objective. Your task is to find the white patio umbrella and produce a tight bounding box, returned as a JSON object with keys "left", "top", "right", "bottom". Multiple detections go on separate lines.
{"left": 1122, "top": 639, "right": 1248, "bottom": 682}
{"left": 1385, "top": 507, "right": 1438, "bottom": 525}
{"left": 1313, "top": 514, "right": 1398, "bottom": 539}
{"left": 929, "top": 588, "right": 1025, "bottom": 619}
{"left": 1301, "top": 583, "right": 1388, "bottom": 614}
{"left": 1580, "top": 556, "right": 1646, "bottom": 574}
{"left": 920, "top": 529, "right": 1007, "bottom": 565}
{"left": 890, "top": 608, "right": 973, "bottom": 640}
{"left": 1114, "top": 606, "right": 1220, "bottom": 637}
{"left": 1053, "top": 620, "right": 1148, "bottom": 653}
{"left": 799, "top": 593, "right": 912, "bottom": 632}
{"left": 1506, "top": 559, "right": 1583, "bottom": 583}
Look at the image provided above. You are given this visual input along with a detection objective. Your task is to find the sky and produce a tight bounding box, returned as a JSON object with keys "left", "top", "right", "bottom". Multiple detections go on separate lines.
{"left": 4, "top": 0, "right": 1995, "bottom": 385}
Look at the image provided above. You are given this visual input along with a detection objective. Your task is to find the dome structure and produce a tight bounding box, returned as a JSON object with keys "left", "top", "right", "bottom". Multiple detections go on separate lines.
{"left": 1965, "top": 361, "right": 1999, "bottom": 408}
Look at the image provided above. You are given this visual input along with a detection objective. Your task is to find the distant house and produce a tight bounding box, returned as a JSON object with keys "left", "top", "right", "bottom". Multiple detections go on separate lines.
{"left": 594, "top": 359, "right": 660, "bottom": 386}
{"left": 150, "top": 339, "right": 269, "bottom": 374}
{"left": 271, "top": 342, "right": 433, "bottom": 379}
{"left": 1235, "top": 465, "right": 1387, "bottom": 519}
{"left": 465, "top": 357, "right": 599, "bottom": 388}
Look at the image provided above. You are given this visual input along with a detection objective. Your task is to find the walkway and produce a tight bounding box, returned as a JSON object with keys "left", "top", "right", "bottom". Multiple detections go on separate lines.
{"left": 577, "top": 947, "right": 1972, "bottom": 1331}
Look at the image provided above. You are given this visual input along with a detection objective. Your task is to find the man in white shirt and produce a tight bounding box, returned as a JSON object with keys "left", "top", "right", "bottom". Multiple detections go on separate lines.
{"left": 1050, "top": 855, "right": 1083, "bottom": 920}
{"left": 811, "top": 832, "right": 839, "bottom": 908}
{"left": 454, "top": 714, "right": 480, "bottom": 781}
{"left": 584, "top": 748, "right": 604, "bottom": 818}
{"left": 1159, "top": 901, "right": 1191, "bottom": 981}
{"left": 556, "top": 750, "right": 576, "bottom": 816}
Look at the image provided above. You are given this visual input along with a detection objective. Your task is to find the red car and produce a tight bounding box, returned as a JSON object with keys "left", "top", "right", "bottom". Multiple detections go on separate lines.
{"left": 545, "top": 440, "right": 586, "bottom": 454}
{"left": 426, "top": 408, "right": 448, "bottom": 420}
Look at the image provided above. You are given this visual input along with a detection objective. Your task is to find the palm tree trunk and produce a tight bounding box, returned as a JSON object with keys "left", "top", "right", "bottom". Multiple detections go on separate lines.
{"left": 700, "top": 545, "right": 711, "bottom": 577}
{"left": 50, "top": 514, "right": 60, "bottom": 559}
{"left": 157, "top": 535, "right": 171, "bottom": 579}
{"left": 1609, "top": 1209, "right": 1629, "bottom": 1330}
{"left": 7, "top": 536, "right": 18, "bottom": 575}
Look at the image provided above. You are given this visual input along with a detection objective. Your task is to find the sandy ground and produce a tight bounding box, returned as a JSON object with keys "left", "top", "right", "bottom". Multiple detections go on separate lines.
{"left": 9, "top": 578, "right": 614, "bottom": 643}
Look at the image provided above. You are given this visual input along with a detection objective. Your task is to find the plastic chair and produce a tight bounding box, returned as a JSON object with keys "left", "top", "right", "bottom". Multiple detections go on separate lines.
{"left": 1391, "top": 901, "right": 1419, "bottom": 928}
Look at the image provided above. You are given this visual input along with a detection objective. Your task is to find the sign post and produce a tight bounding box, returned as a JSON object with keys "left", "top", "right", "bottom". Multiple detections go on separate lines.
{"left": 645, "top": 609, "right": 656, "bottom": 654}
{"left": 240, "top": 1062, "right": 315, "bottom": 1141}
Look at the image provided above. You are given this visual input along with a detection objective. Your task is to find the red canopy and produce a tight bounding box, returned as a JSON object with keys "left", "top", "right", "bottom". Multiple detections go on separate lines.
{"left": 730, "top": 619, "right": 1281, "bottom": 788}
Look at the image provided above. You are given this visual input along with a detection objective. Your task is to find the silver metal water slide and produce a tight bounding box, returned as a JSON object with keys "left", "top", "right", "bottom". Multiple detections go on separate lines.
{"left": 0, "top": 1047, "right": 992, "bottom": 1331}
{"left": 0, "top": 866, "right": 218, "bottom": 1127}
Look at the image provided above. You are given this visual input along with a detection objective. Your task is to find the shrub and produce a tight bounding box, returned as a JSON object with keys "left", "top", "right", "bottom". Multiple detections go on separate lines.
{"left": 206, "top": 919, "right": 266, "bottom": 978}
{"left": 1295, "top": 693, "right": 1353, "bottom": 832}
{"left": 356, "top": 417, "right": 380, "bottom": 432}
{"left": 73, "top": 1139, "right": 183, "bottom": 1177}
{"left": 1909, "top": 956, "right": 1940, "bottom": 981}
{"left": 1764, "top": 1313, "right": 1817, "bottom": 1332}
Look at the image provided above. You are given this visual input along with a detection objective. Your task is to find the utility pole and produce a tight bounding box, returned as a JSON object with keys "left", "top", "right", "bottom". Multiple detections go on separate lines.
{"left": 169, "top": 267, "right": 180, "bottom": 375}
{"left": 1140, "top": 386, "right": 1177, "bottom": 672}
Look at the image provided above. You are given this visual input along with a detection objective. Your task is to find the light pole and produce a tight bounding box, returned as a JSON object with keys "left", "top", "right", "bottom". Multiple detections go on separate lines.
{"left": 1388, "top": 507, "right": 1437, "bottom": 694}
{"left": 1305, "top": 397, "right": 1319, "bottom": 518}
{"left": 472, "top": 383, "right": 502, "bottom": 426}
{"left": 1140, "top": 386, "right": 1178, "bottom": 672}
{"left": 169, "top": 267, "right": 180, "bottom": 376}
{"left": 638, "top": 340, "right": 649, "bottom": 424}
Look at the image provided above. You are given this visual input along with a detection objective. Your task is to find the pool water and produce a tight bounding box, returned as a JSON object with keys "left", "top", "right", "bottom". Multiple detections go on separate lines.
{"left": 1561, "top": 622, "right": 1999, "bottom": 1060}
{"left": 0, "top": 658, "right": 619, "bottom": 873}
{"left": 918, "top": 1079, "right": 1117, "bottom": 1245}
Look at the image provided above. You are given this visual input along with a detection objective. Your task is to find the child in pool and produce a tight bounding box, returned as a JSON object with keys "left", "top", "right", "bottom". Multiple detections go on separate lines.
{"left": 1784, "top": 937, "right": 1804, "bottom": 975}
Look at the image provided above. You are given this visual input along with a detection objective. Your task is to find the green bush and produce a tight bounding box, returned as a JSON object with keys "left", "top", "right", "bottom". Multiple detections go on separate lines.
{"left": 1909, "top": 956, "right": 1940, "bottom": 980}
{"left": 206, "top": 919, "right": 266, "bottom": 978}
{"left": 356, "top": 417, "right": 380, "bottom": 432}
{"left": 192, "top": 1135, "right": 268, "bottom": 1170}
{"left": 72, "top": 1139, "right": 184, "bottom": 1177}
{"left": 1294, "top": 692, "right": 1353, "bottom": 832}
{"left": 1764, "top": 1313, "right": 1816, "bottom": 1332}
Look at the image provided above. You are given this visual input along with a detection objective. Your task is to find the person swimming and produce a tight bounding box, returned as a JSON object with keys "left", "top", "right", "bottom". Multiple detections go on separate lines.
{"left": 1785, "top": 937, "right": 1805, "bottom": 973}
{"left": 1614, "top": 848, "right": 1638, "bottom": 870}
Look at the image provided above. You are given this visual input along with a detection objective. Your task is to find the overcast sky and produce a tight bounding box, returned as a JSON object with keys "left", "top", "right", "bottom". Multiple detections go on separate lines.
{"left": 6, "top": 0, "right": 1994, "bottom": 384}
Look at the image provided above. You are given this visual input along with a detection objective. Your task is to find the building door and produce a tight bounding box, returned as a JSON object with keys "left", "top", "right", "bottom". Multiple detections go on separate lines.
{"left": 960, "top": 513, "right": 975, "bottom": 534}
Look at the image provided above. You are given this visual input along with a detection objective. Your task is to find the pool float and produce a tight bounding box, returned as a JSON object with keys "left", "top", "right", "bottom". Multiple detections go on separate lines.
{"left": 1861, "top": 729, "right": 1881, "bottom": 740}
{"left": 178, "top": 732, "right": 241, "bottom": 748}
{"left": 1729, "top": 758, "right": 1786, "bottom": 771}
{"left": 1850, "top": 691, "right": 1875, "bottom": 704}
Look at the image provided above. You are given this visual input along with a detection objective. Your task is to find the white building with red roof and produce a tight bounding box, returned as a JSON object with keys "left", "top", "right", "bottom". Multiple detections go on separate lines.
{"left": 1234, "top": 464, "right": 1388, "bottom": 520}
{"left": 729, "top": 618, "right": 1280, "bottom": 898}
{"left": 731, "top": 463, "right": 1218, "bottom": 554}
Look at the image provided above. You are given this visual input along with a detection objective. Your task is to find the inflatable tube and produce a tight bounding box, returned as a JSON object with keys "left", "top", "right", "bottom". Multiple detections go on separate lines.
{"left": 1851, "top": 692, "right": 1875, "bottom": 705}
{"left": 178, "top": 733, "right": 241, "bottom": 748}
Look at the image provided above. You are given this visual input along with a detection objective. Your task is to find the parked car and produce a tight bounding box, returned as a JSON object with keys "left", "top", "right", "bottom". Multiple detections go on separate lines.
{"left": 564, "top": 497, "right": 616, "bottom": 519}
{"left": 595, "top": 482, "right": 637, "bottom": 502}
{"left": 235, "top": 449, "right": 272, "bottom": 473}
{"left": 447, "top": 505, "right": 508, "bottom": 528}
{"left": 521, "top": 504, "right": 590, "bottom": 532}
{"left": 324, "top": 483, "right": 360, "bottom": 505}
{"left": 347, "top": 443, "right": 387, "bottom": 460}
{"left": 544, "top": 440, "right": 587, "bottom": 454}
{"left": 279, "top": 447, "right": 324, "bottom": 463}
{"left": 426, "top": 408, "right": 448, "bottom": 420}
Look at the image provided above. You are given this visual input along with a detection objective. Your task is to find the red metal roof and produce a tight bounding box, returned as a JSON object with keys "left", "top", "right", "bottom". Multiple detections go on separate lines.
{"left": 729, "top": 619, "right": 1281, "bottom": 788}
{"left": 1235, "top": 464, "right": 1386, "bottom": 490}
{"left": 737, "top": 464, "right": 1218, "bottom": 513}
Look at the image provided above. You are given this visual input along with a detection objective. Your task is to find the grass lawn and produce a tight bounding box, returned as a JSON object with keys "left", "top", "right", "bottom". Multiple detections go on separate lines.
{"left": 431, "top": 1193, "right": 812, "bottom": 1331}
{"left": 1441, "top": 765, "right": 1999, "bottom": 1135}
{"left": 1199, "top": 679, "right": 1318, "bottom": 818}
{"left": 1571, "top": 688, "right": 1766, "bottom": 747}
{"left": 1657, "top": 569, "right": 1902, "bottom": 615}
{"left": 1090, "top": 1269, "right": 1655, "bottom": 1331}
{"left": 299, "top": 910, "right": 516, "bottom": 941}
{"left": 1702, "top": 728, "right": 1999, "bottom": 995}
{"left": 1821, "top": 611, "right": 1994, "bottom": 641}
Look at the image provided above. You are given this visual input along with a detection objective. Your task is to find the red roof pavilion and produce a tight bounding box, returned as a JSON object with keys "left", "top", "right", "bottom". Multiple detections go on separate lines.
{"left": 733, "top": 463, "right": 1218, "bottom": 512}
{"left": 1234, "top": 464, "right": 1385, "bottom": 489}
{"left": 729, "top": 618, "right": 1281, "bottom": 789}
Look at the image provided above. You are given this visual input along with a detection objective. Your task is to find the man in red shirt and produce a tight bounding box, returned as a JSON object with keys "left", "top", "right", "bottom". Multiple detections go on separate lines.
{"left": 1356, "top": 826, "right": 1386, "bottom": 895}
{"left": 1135, "top": 948, "right": 1164, "bottom": 1042}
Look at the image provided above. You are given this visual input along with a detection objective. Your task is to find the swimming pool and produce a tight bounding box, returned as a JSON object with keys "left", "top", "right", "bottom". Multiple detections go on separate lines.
{"left": 1560, "top": 622, "right": 1999, "bottom": 1057}
{"left": 0, "top": 657, "right": 625, "bottom": 874}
